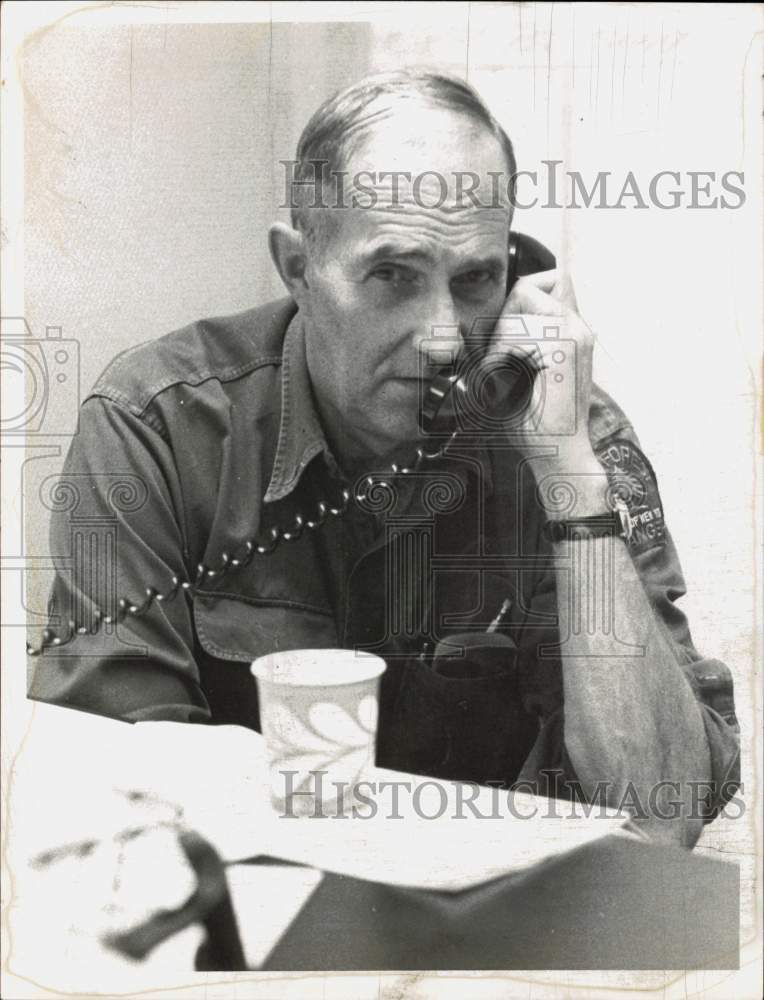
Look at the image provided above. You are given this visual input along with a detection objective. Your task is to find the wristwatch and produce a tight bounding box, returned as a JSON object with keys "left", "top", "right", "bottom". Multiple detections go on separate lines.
{"left": 542, "top": 498, "right": 632, "bottom": 544}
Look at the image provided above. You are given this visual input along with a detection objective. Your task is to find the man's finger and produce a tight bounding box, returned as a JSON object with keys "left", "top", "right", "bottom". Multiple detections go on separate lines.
{"left": 551, "top": 271, "right": 579, "bottom": 312}
{"left": 514, "top": 267, "right": 558, "bottom": 291}
{"left": 505, "top": 279, "right": 564, "bottom": 317}
{"left": 509, "top": 268, "right": 578, "bottom": 313}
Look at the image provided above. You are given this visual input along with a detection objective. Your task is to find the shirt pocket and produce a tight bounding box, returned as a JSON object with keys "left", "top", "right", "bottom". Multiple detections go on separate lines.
{"left": 193, "top": 593, "right": 339, "bottom": 663}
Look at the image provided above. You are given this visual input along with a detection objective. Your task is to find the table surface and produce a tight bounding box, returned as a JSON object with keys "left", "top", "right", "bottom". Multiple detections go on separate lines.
{"left": 12, "top": 703, "right": 742, "bottom": 976}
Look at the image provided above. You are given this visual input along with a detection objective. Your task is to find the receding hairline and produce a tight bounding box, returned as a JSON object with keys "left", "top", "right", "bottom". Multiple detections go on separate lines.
{"left": 290, "top": 70, "right": 517, "bottom": 244}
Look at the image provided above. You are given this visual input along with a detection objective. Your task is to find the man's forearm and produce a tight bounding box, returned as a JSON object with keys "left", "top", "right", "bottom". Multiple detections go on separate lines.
{"left": 545, "top": 466, "right": 711, "bottom": 845}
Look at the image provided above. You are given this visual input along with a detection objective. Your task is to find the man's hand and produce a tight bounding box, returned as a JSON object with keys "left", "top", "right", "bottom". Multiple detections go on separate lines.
{"left": 499, "top": 276, "right": 712, "bottom": 845}
{"left": 483, "top": 268, "right": 609, "bottom": 517}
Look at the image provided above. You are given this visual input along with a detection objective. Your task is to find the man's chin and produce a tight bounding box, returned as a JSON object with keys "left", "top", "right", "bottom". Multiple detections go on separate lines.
{"left": 374, "top": 425, "right": 433, "bottom": 468}
{"left": 342, "top": 420, "right": 426, "bottom": 479}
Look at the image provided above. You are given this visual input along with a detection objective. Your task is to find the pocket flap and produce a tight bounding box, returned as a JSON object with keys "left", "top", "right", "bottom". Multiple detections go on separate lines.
{"left": 193, "top": 594, "right": 338, "bottom": 662}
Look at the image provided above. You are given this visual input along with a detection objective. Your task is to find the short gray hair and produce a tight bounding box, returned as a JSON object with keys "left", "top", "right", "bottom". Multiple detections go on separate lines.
{"left": 290, "top": 69, "right": 517, "bottom": 244}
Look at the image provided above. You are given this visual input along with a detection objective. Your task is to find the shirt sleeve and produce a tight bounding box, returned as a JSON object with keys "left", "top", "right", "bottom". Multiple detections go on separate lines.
{"left": 27, "top": 395, "right": 211, "bottom": 724}
{"left": 514, "top": 424, "right": 740, "bottom": 822}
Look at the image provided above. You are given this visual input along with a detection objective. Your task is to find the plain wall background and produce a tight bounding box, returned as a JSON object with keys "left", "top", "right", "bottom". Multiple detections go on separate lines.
{"left": 11, "top": 3, "right": 761, "bottom": 896}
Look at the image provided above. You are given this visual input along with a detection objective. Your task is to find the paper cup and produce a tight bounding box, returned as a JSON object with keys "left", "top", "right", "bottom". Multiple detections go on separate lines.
{"left": 251, "top": 649, "right": 387, "bottom": 817}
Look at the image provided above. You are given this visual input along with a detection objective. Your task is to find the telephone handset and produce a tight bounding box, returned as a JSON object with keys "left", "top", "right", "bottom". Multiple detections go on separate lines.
{"left": 28, "top": 233, "right": 556, "bottom": 656}
{"left": 419, "top": 231, "right": 556, "bottom": 437}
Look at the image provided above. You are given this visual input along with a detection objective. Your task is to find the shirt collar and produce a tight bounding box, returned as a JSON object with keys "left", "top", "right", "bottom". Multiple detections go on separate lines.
{"left": 264, "top": 309, "right": 494, "bottom": 504}
{"left": 264, "top": 311, "right": 337, "bottom": 504}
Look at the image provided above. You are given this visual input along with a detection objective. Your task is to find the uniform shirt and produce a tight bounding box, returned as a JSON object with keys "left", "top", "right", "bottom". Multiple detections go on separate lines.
{"left": 28, "top": 298, "right": 740, "bottom": 808}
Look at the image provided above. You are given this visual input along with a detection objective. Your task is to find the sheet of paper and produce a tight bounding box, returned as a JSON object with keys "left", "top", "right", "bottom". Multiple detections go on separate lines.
{"left": 12, "top": 704, "right": 627, "bottom": 895}
{"left": 136, "top": 717, "right": 630, "bottom": 892}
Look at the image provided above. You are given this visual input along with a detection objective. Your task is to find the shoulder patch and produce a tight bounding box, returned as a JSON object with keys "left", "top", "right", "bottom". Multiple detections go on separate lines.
{"left": 595, "top": 437, "right": 667, "bottom": 556}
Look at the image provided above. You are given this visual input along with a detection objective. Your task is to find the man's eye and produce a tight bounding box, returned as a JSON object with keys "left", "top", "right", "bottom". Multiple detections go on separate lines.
{"left": 453, "top": 269, "right": 494, "bottom": 287}
{"left": 370, "top": 265, "right": 419, "bottom": 285}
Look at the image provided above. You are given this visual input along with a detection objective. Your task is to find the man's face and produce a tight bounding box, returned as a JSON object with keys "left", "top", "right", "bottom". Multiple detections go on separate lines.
{"left": 297, "top": 105, "right": 513, "bottom": 469}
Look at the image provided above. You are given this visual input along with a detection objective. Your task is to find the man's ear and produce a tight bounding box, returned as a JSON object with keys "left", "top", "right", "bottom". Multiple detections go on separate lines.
{"left": 268, "top": 222, "right": 310, "bottom": 297}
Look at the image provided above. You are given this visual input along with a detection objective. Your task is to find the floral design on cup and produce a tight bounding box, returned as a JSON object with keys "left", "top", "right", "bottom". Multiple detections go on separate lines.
{"left": 251, "top": 650, "right": 386, "bottom": 816}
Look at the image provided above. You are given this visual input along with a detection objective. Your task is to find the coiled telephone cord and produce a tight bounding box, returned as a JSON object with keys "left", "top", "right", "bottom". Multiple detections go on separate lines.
{"left": 27, "top": 431, "right": 459, "bottom": 655}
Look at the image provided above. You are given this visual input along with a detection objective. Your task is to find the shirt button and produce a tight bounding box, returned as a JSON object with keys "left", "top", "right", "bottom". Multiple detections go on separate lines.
{"left": 458, "top": 700, "right": 469, "bottom": 713}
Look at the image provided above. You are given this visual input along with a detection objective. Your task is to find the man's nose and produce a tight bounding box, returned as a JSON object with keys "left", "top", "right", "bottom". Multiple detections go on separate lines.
{"left": 416, "top": 293, "right": 465, "bottom": 372}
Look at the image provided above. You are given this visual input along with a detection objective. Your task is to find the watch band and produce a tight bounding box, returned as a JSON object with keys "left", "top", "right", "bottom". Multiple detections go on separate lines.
{"left": 542, "top": 500, "right": 632, "bottom": 544}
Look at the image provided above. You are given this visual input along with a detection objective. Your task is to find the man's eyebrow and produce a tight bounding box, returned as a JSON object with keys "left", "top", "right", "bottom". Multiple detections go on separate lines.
{"left": 356, "top": 244, "right": 507, "bottom": 273}
{"left": 357, "top": 243, "right": 436, "bottom": 269}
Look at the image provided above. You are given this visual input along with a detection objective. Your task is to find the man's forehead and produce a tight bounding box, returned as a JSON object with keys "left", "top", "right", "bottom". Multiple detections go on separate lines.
{"left": 344, "top": 202, "right": 511, "bottom": 249}
{"left": 344, "top": 108, "right": 512, "bottom": 199}
{"left": 343, "top": 174, "right": 512, "bottom": 212}
{"left": 348, "top": 97, "right": 506, "bottom": 163}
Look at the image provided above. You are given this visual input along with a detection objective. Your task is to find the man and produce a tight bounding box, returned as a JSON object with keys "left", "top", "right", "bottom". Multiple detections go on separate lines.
{"left": 29, "top": 71, "right": 739, "bottom": 844}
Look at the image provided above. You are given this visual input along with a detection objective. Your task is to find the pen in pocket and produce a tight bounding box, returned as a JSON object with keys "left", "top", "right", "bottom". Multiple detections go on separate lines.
{"left": 486, "top": 598, "right": 512, "bottom": 633}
